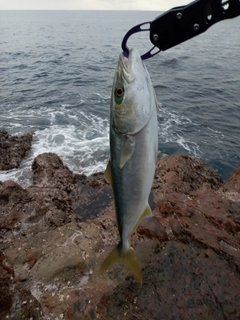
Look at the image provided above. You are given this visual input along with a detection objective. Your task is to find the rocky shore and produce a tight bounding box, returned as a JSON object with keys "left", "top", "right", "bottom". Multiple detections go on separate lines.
{"left": 0, "top": 130, "right": 240, "bottom": 319}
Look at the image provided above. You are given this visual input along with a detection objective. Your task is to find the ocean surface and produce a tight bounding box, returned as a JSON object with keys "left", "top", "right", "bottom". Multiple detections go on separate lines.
{"left": 0, "top": 10, "right": 240, "bottom": 186}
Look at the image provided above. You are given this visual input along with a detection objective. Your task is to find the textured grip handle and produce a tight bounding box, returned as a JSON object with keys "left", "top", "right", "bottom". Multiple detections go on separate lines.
{"left": 150, "top": 0, "right": 240, "bottom": 51}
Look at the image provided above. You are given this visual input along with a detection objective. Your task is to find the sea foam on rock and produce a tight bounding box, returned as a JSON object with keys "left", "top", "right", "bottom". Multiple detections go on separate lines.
{"left": 0, "top": 132, "right": 240, "bottom": 319}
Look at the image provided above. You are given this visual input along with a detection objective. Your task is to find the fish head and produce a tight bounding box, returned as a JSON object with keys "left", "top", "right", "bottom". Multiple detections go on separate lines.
{"left": 111, "top": 48, "right": 155, "bottom": 135}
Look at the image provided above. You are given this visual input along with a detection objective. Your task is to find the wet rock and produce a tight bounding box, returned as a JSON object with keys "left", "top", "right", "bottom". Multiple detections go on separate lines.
{"left": 0, "top": 153, "right": 240, "bottom": 319}
{"left": 0, "top": 130, "right": 33, "bottom": 170}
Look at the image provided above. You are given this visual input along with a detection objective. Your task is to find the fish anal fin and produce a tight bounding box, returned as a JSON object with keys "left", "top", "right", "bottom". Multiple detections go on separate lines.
{"left": 137, "top": 203, "right": 152, "bottom": 227}
{"left": 142, "top": 203, "right": 152, "bottom": 219}
{"left": 100, "top": 244, "right": 142, "bottom": 285}
{"left": 131, "top": 203, "right": 152, "bottom": 235}
{"left": 120, "top": 136, "right": 135, "bottom": 169}
{"left": 104, "top": 160, "right": 112, "bottom": 185}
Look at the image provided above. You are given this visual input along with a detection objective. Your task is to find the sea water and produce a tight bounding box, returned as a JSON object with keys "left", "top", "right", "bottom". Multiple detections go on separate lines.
{"left": 0, "top": 10, "right": 240, "bottom": 186}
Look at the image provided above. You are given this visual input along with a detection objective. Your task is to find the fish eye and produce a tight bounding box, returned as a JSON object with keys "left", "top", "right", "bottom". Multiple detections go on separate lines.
{"left": 115, "top": 86, "right": 124, "bottom": 97}
{"left": 114, "top": 86, "right": 125, "bottom": 105}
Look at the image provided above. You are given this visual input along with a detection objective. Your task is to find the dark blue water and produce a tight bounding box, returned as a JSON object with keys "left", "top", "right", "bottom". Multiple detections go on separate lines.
{"left": 0, "top": 10, "right": 240, "bottom": 185}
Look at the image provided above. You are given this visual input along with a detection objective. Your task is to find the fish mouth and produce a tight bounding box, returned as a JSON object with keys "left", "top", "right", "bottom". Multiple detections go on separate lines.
{"left": 119, "top": 48, "right": 142, "bottom": 84}
{"left": 118, "top": 54, "right": 133, "bottom": 84}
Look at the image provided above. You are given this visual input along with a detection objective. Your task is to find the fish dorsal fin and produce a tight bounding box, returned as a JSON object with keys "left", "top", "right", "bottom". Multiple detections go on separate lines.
{"left": 104, "top": 160, "right": 112, "bottom": 185}
{"left": 120, "top": 135, "right": 135, "bottom": 169}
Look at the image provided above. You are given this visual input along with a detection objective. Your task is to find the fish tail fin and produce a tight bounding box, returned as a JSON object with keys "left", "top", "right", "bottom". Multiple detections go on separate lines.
{"left": 100, "top": 244, "right": 142, "bottom": 285}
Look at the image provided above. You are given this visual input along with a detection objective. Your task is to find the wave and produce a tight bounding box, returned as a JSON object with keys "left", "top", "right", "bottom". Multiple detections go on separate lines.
{"left": 1, "top": 97, "right": 230, "bottom": 186}
{"left": 0, "top": 110, "right": 109, "bottom": 187}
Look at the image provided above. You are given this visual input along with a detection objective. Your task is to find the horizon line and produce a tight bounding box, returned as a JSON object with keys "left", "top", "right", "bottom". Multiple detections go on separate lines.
{"left": 0, "top": 9, "right": 163, "bottom": 11}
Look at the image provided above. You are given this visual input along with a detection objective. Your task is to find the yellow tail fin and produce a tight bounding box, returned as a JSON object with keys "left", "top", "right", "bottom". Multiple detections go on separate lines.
{"left": 100, "top": 245, "right": 142, "bottom": 285}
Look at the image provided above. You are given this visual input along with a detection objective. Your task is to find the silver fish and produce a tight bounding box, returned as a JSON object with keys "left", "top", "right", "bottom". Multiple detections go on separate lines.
{"left": 101, "top": 48, "right": 158, "bottom": 284}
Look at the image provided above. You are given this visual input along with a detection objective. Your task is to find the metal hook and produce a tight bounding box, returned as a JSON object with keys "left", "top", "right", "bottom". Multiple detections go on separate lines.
{"left": 121, "top": 22, "right": 161, "bottom": 60}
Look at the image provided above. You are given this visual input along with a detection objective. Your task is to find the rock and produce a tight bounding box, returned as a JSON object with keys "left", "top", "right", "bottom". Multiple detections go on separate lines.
{"left": 0, "top": 180, "right": 29, "bottom": 230}
{"left": 73, "top": 172, "right": 112, "bottom": 221}
{"left": 0, "top": 250, "right": 14, "bottom": 318}
{"left": 0, "top": 153, "right": 240, "bottom": 319}
{"left": 96, "top": 241, "right": 240, "bottom": 320}
{"left": 30, "top": 153, "right": 112, "bottom": 222}
{"left": 0, "top": 180, "right": 28, "bottom": 204}
{"left": 224, "top": 168, "right": 240, "bottom": 193}
{"left": 137, "top": 216, "right": 168, "bottom": 242}
{"left": 0, "top": 130, "right": 33, "bottom": 170}
{"left": 153, "top": 154, "right": 224, "bottom": 195}
{"left": 157, "top": 188, "right": 240, "bottom": 261}
{"left": 32, "top": 152, "right": 76, "bottom": 188}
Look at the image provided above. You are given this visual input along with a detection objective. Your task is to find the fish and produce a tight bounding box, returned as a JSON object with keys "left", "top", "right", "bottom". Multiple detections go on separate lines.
{"left": 101, "top": 48, "right": 158, "bottom": 284}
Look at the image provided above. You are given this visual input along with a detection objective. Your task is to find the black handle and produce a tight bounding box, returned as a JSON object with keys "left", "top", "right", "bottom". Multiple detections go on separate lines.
{"left": 150, "top": 0, "right": 240, "bottom": 51}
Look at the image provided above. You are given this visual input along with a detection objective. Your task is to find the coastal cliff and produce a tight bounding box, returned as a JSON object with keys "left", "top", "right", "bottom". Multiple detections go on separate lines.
{"left": 0, "top": 131, "right": 240, "bottom": 319}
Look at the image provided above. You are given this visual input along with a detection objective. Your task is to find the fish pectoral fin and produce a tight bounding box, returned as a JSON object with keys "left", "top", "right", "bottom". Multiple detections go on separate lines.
{"left": 120, "top": 136, "right": 135, "bottom": 169}
{"left": 104, "top": 160, "right": 112, "bottom": 185}
{"left": 100, "top": 245, "right": 142, "bottom": 285}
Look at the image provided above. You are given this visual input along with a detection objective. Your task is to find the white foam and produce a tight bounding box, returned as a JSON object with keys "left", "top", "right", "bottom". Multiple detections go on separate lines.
{"left": 158, "top": 103, "right": 200, "bottom": 155}
{"left": 157, "top": 102, "right": 226, "bottom": 161}
{"left": 176, "top": 135, "right": 201, "bottom": 157}
{"left": 0, "top": 110, "right": 109, "bottom": 187}
{"left": 1, "top": 102, "right": 224, "bottom": 187}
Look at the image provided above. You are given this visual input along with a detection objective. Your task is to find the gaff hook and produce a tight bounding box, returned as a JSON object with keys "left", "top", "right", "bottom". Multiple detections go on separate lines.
{"left": 121, "top": 22, "right": 161, "bottom": 60}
